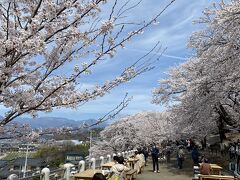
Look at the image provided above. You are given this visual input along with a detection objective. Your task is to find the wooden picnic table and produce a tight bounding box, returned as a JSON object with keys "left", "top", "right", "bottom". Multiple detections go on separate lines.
{"left": 127, "top": 158, "right": 139, "bottom": 169}
{"left": 199, "top": 174, "right": 234, "bottom": 180}
{"left": 72, "top": 169, "right": 102, "bottom": 180}
{"left": 199, "top": 163, "right": 223, "bottom": 175}
{"left": 101, "top": 161, "right": 115, "bottom": 169}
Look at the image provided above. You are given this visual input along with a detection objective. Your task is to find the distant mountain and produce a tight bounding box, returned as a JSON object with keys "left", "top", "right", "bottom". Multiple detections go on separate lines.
{"left": 9, "top": 117, "right": 108, "bottom": 129}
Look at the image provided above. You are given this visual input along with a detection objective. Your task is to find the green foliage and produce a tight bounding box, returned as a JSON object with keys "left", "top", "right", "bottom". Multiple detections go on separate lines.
{"left": 3, "top": 152, "right": 33, "bottom": 160}
{"left": 33, "top": 144, "right": 90, "bottom": 168}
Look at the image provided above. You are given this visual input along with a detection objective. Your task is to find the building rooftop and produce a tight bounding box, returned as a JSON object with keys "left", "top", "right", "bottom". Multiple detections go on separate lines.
{"left": 12, "top": 157, "right": 47, "bottom": 167}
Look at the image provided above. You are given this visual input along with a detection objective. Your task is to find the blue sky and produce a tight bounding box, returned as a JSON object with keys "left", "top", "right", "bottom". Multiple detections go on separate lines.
{"left": 0, "top": 0, "right": 219, "bottom": 121}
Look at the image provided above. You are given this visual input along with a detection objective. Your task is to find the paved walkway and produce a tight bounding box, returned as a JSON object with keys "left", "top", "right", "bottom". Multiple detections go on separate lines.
{"left": 138, "top": 158, "right": 193, "bottom": 180}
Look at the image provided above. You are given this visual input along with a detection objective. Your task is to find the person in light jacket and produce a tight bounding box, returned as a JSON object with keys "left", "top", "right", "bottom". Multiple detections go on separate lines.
{"left": 109, "top": 156, "right": 131, "bottom": 180}
{"left": 134, "top": 151, "right": 145, "bottom": 174}
{"left": 177, "top": 146, "right": 185, "bottom": 169}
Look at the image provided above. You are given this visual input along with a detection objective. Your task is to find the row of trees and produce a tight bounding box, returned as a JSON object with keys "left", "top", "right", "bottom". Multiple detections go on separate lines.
{"left": 90, "top": 111, "right": 174, "bottom": 157}
{"left": 152, "top": 0, "right": 240, "bottom": 142}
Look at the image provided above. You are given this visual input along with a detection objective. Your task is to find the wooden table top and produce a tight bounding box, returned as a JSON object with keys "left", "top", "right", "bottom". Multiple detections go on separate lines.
{"left": 199, "top": 174, "right": 234, "bottom": 180}
{"left": 209, "top": 164, "right": 223, "bottom": 169}
{"left": 199, "top": 163, "right": 223, "bottom": 170}
{"left": 101, "top": 162, "right": 115, "bottom": 168}
{"left": 72, "top": 169, "right": 101, "bottom": 179}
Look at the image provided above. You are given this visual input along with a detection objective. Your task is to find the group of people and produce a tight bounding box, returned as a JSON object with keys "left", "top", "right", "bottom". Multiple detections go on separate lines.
{"left": 109, "top": 144, "right": 161, "bottom": 178}
{"left": 191, "top": 146, "right": 212, "bottom": 175}
{"left": 93, "top": 141, "right": 210, "bottom": 179}
{"left": 137, "top": 144, "right": 161, "bottom": 173}
{"left": 92, "top": 156, "right": 130, "bottom": 180}
{"left": 92, "top": 149, "right": 146, "bottom": 180}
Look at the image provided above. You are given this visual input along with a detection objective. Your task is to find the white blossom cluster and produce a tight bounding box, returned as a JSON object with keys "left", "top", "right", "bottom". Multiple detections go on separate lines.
{"left": 90, "top": 111, "right": 175, "bottom": 157}
{"left": 152, "top": 0, "right": 240, "bottom": 140}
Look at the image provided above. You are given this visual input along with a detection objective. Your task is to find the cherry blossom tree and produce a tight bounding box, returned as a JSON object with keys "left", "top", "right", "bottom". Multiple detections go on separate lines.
{"left": 90, "top": 111, "right": 176, "bottom": 156}
{"left": 153, "top": 0, "right": 240, "bottom": 142}
{"left": 90, "top": 117, "right": 142, "bottom": 157}
{"left": 0, "top": 0, "right": 175, "bottom": 125}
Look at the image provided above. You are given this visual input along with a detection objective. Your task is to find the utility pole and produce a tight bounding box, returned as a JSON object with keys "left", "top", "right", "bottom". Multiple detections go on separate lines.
{"left": 89, "top": 130, "right": 92, "bottom": 158}
{"left": 23, "top": 144, "right": 29, "bottom": 178}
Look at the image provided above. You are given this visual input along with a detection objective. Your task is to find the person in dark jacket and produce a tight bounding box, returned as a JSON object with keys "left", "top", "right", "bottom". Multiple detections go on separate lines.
{"left": 192, "top": 146, "right": 200, "bottom": 165}
{"left": 143, "top": 146, "right": 149, "bottom": 166}
{"left": 151, "top": 144, "right": 160, "bottom": 173}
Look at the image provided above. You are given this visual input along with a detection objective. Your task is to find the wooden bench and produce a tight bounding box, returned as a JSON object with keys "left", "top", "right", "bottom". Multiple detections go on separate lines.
{"left": 199, "top": 174, "right": 235, "bottom": 180}
{"left": 126, "top": 169, "right": 137, "bottom": 180}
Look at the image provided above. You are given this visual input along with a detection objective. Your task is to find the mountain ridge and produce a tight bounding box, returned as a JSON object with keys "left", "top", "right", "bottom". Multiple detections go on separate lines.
{"left": 0, "top": 116, "right": 107, "bottom": 129}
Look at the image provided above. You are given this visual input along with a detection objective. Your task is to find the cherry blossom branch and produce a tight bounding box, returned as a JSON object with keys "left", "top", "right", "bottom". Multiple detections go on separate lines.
{"left": 0, "top": 0, "right": 175, "bottom": 125}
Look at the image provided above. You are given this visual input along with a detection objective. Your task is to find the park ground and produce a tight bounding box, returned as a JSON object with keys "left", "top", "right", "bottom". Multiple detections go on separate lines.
{"left": 138, "top": 150, "right": 232, "bottom": 180}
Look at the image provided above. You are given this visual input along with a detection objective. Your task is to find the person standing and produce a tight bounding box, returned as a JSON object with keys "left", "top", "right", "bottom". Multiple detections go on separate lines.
{"left": 165, "top": 146, "right": 171, "bottom": 163}
{"left": 177, "top": 146, "right": 185, "bottom": 169}
{"left": 151, "top": 144, "right": 160, "bottom": 173}
{"left": 142, "top": 146, "right": 149, "bottom": 166}
{"left": 192, "top": 146, "right": 200, "bottom": 165}
{"left": 229, "top": 143, "right": 235, "bottom": 160}
{"left": 186, "top": 139, "right": 191, "bottom": 152}
{"left": 236, "top": 140, "right": 240, "bottom": 166}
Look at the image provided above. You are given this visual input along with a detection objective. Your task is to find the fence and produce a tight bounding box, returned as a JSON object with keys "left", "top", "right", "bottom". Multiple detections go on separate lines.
{"left": 7, "top": 150, "right": 137, "bottom": 180}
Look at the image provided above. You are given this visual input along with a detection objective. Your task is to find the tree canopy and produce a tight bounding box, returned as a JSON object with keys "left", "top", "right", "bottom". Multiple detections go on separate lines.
{"left": 152, "top": 0, "right": 240, "bottom": 142}
{"left": 90, "top": 111, "right": 175, "bottom": 157}
{"left": 0, "top": 0, "right": 175, "bottom": 125}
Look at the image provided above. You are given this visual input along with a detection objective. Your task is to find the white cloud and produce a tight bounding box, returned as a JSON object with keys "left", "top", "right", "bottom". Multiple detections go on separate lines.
{"left": 126, "top": 47, "right": 187, "bottom": 61}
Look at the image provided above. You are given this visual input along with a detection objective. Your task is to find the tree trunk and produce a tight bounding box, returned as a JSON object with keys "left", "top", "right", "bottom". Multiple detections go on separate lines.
{"left": 201, "top": 136, "right": 207, "bottom": 150}
{"left": 219, "top": 104, "right": 235, "bottom": 127}
{"left": 217, "top": 117, "right": 226, "bottom": 143}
